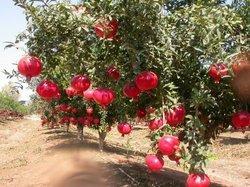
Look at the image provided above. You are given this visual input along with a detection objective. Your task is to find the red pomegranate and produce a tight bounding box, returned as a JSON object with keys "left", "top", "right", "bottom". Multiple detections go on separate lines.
{"left": 123, "top": 82, "right": 141, "bottom": 100}
{"left": 93, "top": 118, "right": 100, "bottom": 125}
{"left": 94, "top": 19, "right": 118, "bottom": 40}
{"left": 17, "top": 55, "right": 42, "bottom": 80}
{"left": 232, "top": 60, "right": 250, "bottom": 75}
{"left": 83, "top": 116, "right": 94, "bottom": 126}
{"left": 71, "top": 75, "right": 91, "bottom": 92}
{"left": 36, "top": 80, "right": 59, "bottom": 100}
{"left": 71, "top": 107, "right": 78, "bottom": 114}
{"left": 117, "top": 122, "right": 132, "bottom": 136}
{"left": 158, "top": 135, "right": 180, "bottom": 156}
{"left": 145, "top": 154, "right": 164, "bottom": 172}
{"left": 209, "top": 63, "right": 228, "bottom": 83}
{"left": 59, "top": 116, "right": 70, "bottom": 124}
{"left": 57, "top": 104, "right": 69, "bottom": 112}
{"left": 148, "top": 118, "right": 163, "bottom": 131}
{"left": 232, "top": 111, "right": 250, "bottom": 129}
{"left": 165, "top": 105, "right": 186, "bottom": 127}
{"left": 93, "top": 88, "right": 116, "bottom": 108}
{"left": 83, "top": 89, "right": 94, "bottom": 101}
{"left": 107, "top": 65, "right": 120, "bottom": 81}
{"left": 70, "top": 117, "right": 78, "bottom": 125}
{"left": 77, "top": 117, "right": 85, "bottom": 125}
{"left": 186, "top": 173, "right": 211, "bottom": 187}
{"left": 66, "top": 86, "right": 78, "bottom": 97}
{"left": 136, "top": 108, "right": 147, "bottom": 118}
{"left": 86, "top": 107, "right": 94, "bottom": 115}
{"left": 135, "top": 71, "right": 159, "bottom": 91}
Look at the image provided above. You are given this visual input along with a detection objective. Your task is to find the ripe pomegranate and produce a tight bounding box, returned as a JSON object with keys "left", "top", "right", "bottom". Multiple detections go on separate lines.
{"left": 71, "top": 75, "right": 91, "bottom": 92}
{"left": 17, "top": 55, "right": 42, "bottom": 80}
{"left": 135, "top": 71, "right": 159, "bottom": 91}
{"left": 107, "top": 65, "right": 120, "bottom": 81}
{"left": 83, "top": 89, "right": 94, "bottom": 101}
{"left": 209, "top": 63, "right": 228, "bottom": 83}
{"left": 86, "top": 107, "right": 94, "bottom": 115}
{"left": 93, "top": 118, "right": 100, "bottom": 125}
{"left": 158, "top": 135, "right": 180, "bottom": 156}
{"left": 232, "top": 111, "right": 250, "bottom": 129}
{"left": 93, "top": 88, "right": 116, "bottom": 108}
{"left": 77, "top": 117, "right": 85, "bottom": 125}
{"left": 66, "top": 86, "right": 78, "bottom": 97}
{"left": 145, "top": 154, "right": 164, "bottom": 172}
{"left": 60, "top": 116, "right": 70, "bottom": 124}
{"left": 148, "top": 118, "right": 163, "bottom": 131}
{"left": 94, "top": 19, "right": 118, "bottom": 40}
{"left": 57, "top": 104, "right": 69, "bottom": 112}
{"left": 123, "top": 82, "right": 141, "bottom": 100}
{"left": 186, "top": 173, "right": 211, "bottom": 187}
{"left": 165, "top": 105, "right": 186, "bottom": 127}
{"left": 232, "top": 60, "right": 250, "bottom": 75}
{"left": 83, "top": 116, "right": 94, "bottom": 126}
{"left": 117, "top": 122, "right": 132, "bottom": 136}
{"left": 36, "top": 80, "right": 59, "bottom": 100}
{"left": 70, "top": 117, "right": 78, "bottom": 125}
{"left": 71, "top": 107, "right": 78, "bottom": 114}
{"left": 136, "top": 108, "right": 147, "bottom": 118}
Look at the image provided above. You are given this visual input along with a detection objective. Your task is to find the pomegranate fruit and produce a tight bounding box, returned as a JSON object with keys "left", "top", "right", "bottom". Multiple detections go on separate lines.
{"left": 145, "top": 154, "right": 164, "bottom": 172}
{"left": 17, "top": 55, "right": 42, "bottom": 80}
{"left": 57, "top": 104, "right": 69, "bottom": 112}
{"left": 232, "top": 111, "right": 250, "bottom": 129}
{"left": 70, "top": 117, "right": 78, "bottom": 125}
{"left": 71, "top": 75, "right": 91, "bottom": 92}
{"left": 232, "top": 60, "right": 250, "bottom": 75}
{"left": 117, "top": 122, "right": 132, "bottom": 136}
{"left": 136, "top": 108, "right": 147, "bottom": 118}
{"left": 107, "top": 65, "right": 120, "bottom": 81}
{"left": 123, "top": 82, "right": 141, "bottom": 100}
{"left": 158, "top": 135, "right": 180, "bottom": 156}
{"left": 66, "top": 86, "right": 78, "bottom": 97}
{"left": 165, "top": 105, "right": 186, "bottom": 127}
{"left": 36, "top": 80, "right": 59, "bottom": 100}
{"left": 186, "top": 173, "right": 211, "bottom": 187}
{"left": 94, "top": 19, "right": 118, "bottom": 40}
{"left": 77, "top": 117, "right": 85, "bottom": 125}
{"left": 209, "top": 63, "right": 228, "bottom": 83}
{"left": 83, "top": 89, "right": 94, "bottom": 101}
{"left": 86, "top": 107, "right": 94, "bottom": 115}
{"left": 135, "top": 71, "right": 159, "bottom": 91}
{"left": 93, "top": 118, "right": 100, "bottom": 125}
{"left": 59, "top": 116, "right": 70, "bottom": 124}
{"left": 93, "top": 88, "right": 116, "bottom": 108}
{"left": 148, "top": 118, "right": 163, "bottom": 131}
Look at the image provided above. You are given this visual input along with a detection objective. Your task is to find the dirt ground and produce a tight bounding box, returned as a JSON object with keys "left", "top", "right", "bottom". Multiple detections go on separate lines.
{"left": 0, "top": 117, "right": 249, "bottom": 187}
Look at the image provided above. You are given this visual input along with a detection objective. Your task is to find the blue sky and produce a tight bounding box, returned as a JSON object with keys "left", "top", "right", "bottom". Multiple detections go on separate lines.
{"left": 0, "top": 0, "right": 233, "bottom": 101}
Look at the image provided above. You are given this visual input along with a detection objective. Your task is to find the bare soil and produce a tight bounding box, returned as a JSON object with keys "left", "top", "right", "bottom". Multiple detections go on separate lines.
{"left": 0, "top": 118, "right": 249, "bottom": 187}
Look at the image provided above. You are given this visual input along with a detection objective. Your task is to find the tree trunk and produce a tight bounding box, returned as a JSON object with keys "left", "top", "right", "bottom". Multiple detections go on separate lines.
{"left": 66, "top": 123, "right": 69, "bottom": 132}
{"left": 77, "top": 124, "right": 84, "bottom": 141}
{"left": 98, "top": 131, "right": 107, "bottom": 152}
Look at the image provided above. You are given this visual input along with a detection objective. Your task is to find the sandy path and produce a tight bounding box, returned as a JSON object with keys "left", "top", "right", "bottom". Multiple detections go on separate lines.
{"left": 0, "top": 118, "right": 249, "bottom": 187}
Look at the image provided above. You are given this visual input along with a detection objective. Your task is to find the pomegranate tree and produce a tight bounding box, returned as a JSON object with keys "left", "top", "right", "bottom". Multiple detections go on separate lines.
{"left": 11, "top": 0, "right": 249, "bottom": 185}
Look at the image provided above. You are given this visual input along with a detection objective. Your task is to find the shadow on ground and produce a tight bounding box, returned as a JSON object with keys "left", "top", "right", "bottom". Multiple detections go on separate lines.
{"left": 219, "top": 136, "right": 249, "bottom": 145}
{"left": 43, "top": 128, "right": 225, "bottom": 187}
